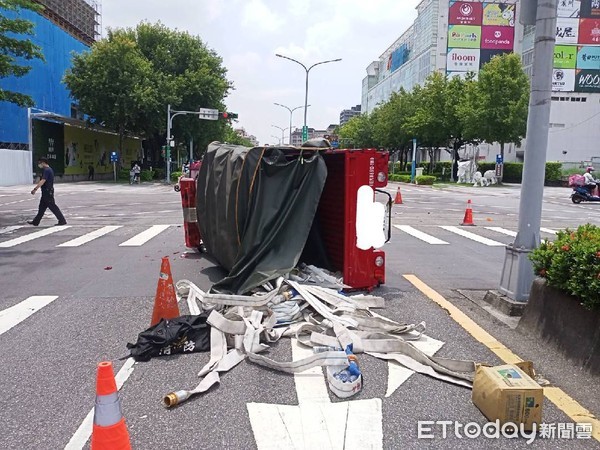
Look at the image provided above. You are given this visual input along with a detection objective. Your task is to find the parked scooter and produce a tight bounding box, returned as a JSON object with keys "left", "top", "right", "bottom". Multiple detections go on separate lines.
{"left": 571, "top": 184, "right": 600, "bottom": 204}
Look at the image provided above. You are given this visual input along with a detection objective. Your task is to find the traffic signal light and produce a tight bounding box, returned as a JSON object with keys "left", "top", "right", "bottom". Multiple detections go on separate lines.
{"left": 219, "top": 112, "right": 238, "bottom": 120}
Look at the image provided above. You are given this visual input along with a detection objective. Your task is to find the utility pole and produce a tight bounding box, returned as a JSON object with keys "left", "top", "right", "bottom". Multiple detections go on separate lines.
{"left": 499, "top": 0, "right": 558, "bottom": 301}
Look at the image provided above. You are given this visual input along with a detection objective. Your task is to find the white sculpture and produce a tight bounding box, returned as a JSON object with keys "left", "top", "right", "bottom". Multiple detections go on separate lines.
{"left": 473, "top": 170, "right": 498, "bottom": 187}
{"left": 483, "top": 170, "right": 498, "bottom": 186}
{"left": 457, "top": 160, "right": 477, "bottom": 184}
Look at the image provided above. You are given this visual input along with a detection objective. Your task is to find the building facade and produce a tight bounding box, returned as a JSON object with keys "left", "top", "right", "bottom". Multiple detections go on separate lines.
{"left": 339, "top": 105, "right": 362, "bottom": 125}
{"left": 361, "top": 0, "right": 599, "bottom": 164}
{"left": 0, "top": 1, "right": 100, "bottom": 185}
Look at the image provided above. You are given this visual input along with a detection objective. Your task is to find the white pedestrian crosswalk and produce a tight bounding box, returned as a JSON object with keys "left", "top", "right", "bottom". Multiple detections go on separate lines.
{"left": 0, "top": 223, "right": 559, "bottom": 251}
{"left": 119, "top": 224, "right": 172, "bottom": 246}
{"left": 57, "top": 225, "right": 122, "bottom": 247}
{"left": 0, "top": 295, "right": 58, "bottom": 336}
{"left": 0, "top": 225, "right": 71, "bottom": 248}
{"left": 0, "top": 224, "right": 178, "bottom": 249}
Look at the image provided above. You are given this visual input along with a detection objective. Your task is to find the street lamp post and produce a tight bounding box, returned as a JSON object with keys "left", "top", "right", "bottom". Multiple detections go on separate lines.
{"left": 270, "top": 135, "right": 282, "bottom": 146}
{"left": 271, "top": 125, "right": 288, "bottom": 145}
{"left": 274, "top": 103, "right": 308, "bottom": 145}
{"left": 275, "top": 54, "right": 342, "bottom": 142}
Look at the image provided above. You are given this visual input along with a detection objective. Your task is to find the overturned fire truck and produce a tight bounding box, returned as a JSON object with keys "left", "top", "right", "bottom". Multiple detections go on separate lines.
{"left": 179, "top": 140, "right": 391, "bottom": 294}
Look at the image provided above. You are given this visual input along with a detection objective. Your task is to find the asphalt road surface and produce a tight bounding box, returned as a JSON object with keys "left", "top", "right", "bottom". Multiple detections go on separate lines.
{"left": 0, "top": 180, "right": 598, "bottom": 449}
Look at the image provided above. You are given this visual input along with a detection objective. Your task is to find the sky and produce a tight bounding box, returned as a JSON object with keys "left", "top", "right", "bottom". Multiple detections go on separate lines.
{"left": 101, "top": 0, "right": 421, "bottom": 145}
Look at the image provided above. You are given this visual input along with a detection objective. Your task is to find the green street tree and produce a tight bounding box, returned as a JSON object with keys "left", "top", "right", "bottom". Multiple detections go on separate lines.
{"left": 445, "top": 73, "right": 477, "bottom": 180}
{"left": 338, "top": 112, "right": 377, "bottom": 148}
{"left": 405, "top": 74, "right": 451, "bottom": 172}
{"left": 0, "top": 0, "right": 44, "bottom": 107}
{"left": 460, "top": 53, "right": 529, "bottom": 164}
{"left": 223, "top": 125, "right": 254, "bottom": 147}
{"left": 64, "top": 22, "right": 232, "bottom": 160}
{"left": 64, "top": 32, "right": 158, "bottom": 154}
{"left": 373, "top": 89, "right": 416, "bottom": 170}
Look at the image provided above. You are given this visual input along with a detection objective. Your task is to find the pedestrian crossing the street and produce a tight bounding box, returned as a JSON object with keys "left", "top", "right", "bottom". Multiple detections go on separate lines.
{"left": 0, "top": 223, "right": 559, "bottom": 251}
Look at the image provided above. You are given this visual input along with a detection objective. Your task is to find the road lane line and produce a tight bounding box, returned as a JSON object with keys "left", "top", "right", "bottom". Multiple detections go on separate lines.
{"left": 118, "top": 225, "right": 170, "bottom": 246}
{"left": 64, "top": 357, "right": 135, "bottom": 450}
{"left": 0, "top": 226, "right": 71, "bottom": 248}
{"left": 404, "top": 274, "right": 600, "bottom": 442}
{"left": 439, "top": 226, "right": 505, "bottom": 247}
{"left": 0, "top": 296, "right": 58, "bottom": 336}
{"left": 485, "top": 226, "right": 517, "bottom": 237}
{"left": 0, "top": 225, "right": 23, "bottom": 235}
{"left": 57, "top": 226, "right": 122, "bottom": 247}
{"left": 394, "top": 225, "right": 449, "bottom": 245}
{"left": 540, "top": 228, "right": 557, "bottom": 235}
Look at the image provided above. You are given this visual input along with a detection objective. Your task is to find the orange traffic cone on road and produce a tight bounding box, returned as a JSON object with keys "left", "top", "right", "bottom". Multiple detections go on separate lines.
{"left": 91, "top": 361, "right": 131, "bottom": 450}
{"left": 150, "top": 256, "right": 180, "bottom": 326}
{"left": 394, "top": 187, "right": 403, "bottom": 205}
{"left": 461, "top": 199, "right": 475, "bottom": 226}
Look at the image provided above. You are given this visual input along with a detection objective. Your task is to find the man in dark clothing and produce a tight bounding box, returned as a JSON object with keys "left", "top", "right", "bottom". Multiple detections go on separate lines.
{"left": 27, "top": 158, "right": 67, "bottom": 226}
{"left": 88, "top": 164, "right": 95, "bottom": 180}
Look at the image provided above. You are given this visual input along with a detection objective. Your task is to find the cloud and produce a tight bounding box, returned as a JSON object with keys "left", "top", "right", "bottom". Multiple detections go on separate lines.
{"left": 242, "top": 0, "right": 284, "bottom": 32}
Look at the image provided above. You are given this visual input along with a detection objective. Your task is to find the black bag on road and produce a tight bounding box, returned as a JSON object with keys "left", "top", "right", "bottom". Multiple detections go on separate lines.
{"left": 126, "top": 314, "right": 211, "bottom": 362}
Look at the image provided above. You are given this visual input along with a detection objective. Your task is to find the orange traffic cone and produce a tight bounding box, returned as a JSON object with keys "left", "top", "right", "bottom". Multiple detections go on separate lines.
{"left": 394, "top": 187, "right": 403, "bottom": 205}
{"left": 461, "top": 199, "right": 475, "bottom": 226}
{"left": 91, "top": 361, "right": 131, "bottom": 450}
{"left": 150, "top": 256, "right": 180, "bottom": 326}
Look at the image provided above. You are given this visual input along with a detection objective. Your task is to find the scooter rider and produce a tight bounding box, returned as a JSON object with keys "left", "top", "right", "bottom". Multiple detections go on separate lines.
{"left": 583, "top": 166, "right": 599, "bottom": 195}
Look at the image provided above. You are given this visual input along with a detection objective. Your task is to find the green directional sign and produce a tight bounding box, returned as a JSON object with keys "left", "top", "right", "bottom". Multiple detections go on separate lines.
{"left": 302, "top": 125, "right": 308, "bottom": 142}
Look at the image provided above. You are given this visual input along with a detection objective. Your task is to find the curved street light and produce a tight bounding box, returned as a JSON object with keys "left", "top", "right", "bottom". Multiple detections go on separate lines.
{"left": 270, "top": 134, "right": 281, "bottom": 145}
{"left": 275, "top": 54, "right": 342, "bottom": 141}
{"left": 271, "top": 124, "right": 289, "bottom": 145}
{"left": 274, "top": 103, "right": 308, "bottom": 145}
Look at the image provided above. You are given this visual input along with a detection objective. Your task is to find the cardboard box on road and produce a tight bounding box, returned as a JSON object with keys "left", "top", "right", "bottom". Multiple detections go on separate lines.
{"left": 472, "top": 364, "right": 543, "bottom": 430}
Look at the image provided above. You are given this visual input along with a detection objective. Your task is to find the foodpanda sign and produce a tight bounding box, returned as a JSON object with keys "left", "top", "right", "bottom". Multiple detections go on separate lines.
{"left": 481, "top": 26, "right": 515, "bottom": 50}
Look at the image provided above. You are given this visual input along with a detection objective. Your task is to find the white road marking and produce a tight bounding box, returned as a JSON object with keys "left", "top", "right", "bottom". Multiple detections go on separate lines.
{"left": 0, "top": 226, "right": 71, "bottom": 248}
{"left": 0, "top": 296, "right": 58, "bottom": 336}
{"left": 119, "top": 225, "right": 171, "bottom": 246}
{"left": 439, "top": 226, "right": 505, "bottom": 246}
{"left": 0, "top": 226, "right": 23, "bottom": 235}
{"left": 540, "top": 228, "right": 557, "bottom": 235}
{"left": 57, "top": 226, "right": 122, "bottom": 247}
{"left": 64, "top": 358, "right": 135, "bottom": 450}
{"left": 292, "top": 338, "right": 331, "bottom": 404}
{"left": 394, "top": 225, "right": 449, "bottom": 245}
{"left": 247, "top": 339, "right": 383, "bottom": 449}
{"left": 385, "top": 335, "right": 445, "bottom": 397}
{"left": 485, "top": 226, "right": 517, "bottom": 237}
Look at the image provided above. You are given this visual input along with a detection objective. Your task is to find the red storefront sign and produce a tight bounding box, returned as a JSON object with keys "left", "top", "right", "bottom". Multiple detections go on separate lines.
{"left": 449, "top": 1, "right": 483, "bottom": 26}
{"left": 578, "top": 18, "right": 600, "bottom": 44}
{"left": 481, "top": 26, "right": 515, "bottom": 50}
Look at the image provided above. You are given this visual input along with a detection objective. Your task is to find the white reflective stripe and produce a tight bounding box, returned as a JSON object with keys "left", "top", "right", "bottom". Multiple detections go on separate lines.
{"left": 93, "top": 392, "right": 123, "bottom": 427}
{"left": 540, "top": 228, "right": 557, "bottom": 235}
{"left": 394, "top": 225, "right": 449, "bottom": 244}
{"left": 57, "top": 226, "right": 121, "bottom": 247}
{"left": 0, "top": 226, "right": 70, "bottom": 248}
{"left": 119, "top": 225, "right": 170, "bottom": 246}
{"left": 485, "top": 226, "right": 517, "bottom": 237}
{"left": 183, "top": 207, "right": 197, "bottom": 223}
{"left": 439, "top": 226, "right": 505, "bottom": 247}
{"left": 65, "top": 358, "right": 135, "bottom": 450}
